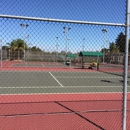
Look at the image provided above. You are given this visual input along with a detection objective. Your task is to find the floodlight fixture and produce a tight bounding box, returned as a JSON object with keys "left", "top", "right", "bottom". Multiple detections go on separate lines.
{"left": 68, "top": 27, "right": 71, "bottom": 31}
{"left": 101, "top": 28, "right": 108, "bottom": 64}
{"left": 102, "top": 28, "right": 107, "bottom": 33}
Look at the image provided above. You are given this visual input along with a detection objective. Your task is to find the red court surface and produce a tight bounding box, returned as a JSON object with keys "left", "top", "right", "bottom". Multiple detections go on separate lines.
{"left": 0, "top": 61, "right": 126, "bottom": 72}
{"left": 0, "top": 61, "right": 129, "bottom": 129}
{"left": 0, "top": 93, "right": 130, "bottom": 130}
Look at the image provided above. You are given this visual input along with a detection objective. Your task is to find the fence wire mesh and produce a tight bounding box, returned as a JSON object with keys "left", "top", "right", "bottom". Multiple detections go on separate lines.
{"left": 0, "top": 0, "right": 130, "bottom": 130}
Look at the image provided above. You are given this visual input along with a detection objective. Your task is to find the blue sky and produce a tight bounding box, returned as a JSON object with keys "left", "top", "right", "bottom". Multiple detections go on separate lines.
{"left": 0, "top": 0, "right": 127, "bottom": 53}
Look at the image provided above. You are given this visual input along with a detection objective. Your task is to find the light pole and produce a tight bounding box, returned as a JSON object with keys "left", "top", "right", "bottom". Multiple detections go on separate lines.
{"left": 27, "top": 42, "right": 33, "bottom": 63}
{"left": 67, "top": 38, "right": 71, "bottom": 53}
{"left": 102, "top": 28, "right": 107, "bottom": 64}
{"left": 20, "top": 23, "right": 29, "bottom": 63}
{"left": 82, "top": 38, "right": 85, "bottom": 51}
{"left": 9, "top": 48, "right": 10, "bottom": 61}
{"left": 0, "top": 39, "right": 2, "bottom": 68}
{"left": 25, "top": 35, "right": 29, "bottom": 63}
{"left": 63, "top": 26, "right": 71, "bottom": 63}
{"left": 56, "top": 36, "right": 59, "bottom": 62}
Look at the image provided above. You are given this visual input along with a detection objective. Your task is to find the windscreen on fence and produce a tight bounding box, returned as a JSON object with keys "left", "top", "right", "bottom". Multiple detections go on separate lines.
{"left": 0, "top": 0, "right": 130, "bottom": 130}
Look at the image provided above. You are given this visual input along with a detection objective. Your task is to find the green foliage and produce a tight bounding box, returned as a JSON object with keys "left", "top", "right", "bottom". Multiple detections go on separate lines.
{"left": 60, "top": 50, "right": 66, "bottom": 54}
{"left": 101, "top": 47, "right": 109, "bottom": 54}
{"left": 30, "top": 46, "right": 42, "bottom": 52}
{"left": 7, "top": 39, "right": 28, "bottom": 51}
{"left": 109, "top": 42, "right": 119, "bottom": 53}
{"left": 129, "top": 39, "right": 130, "bottom": 52}
{"left": 102, "top": 32, "right": 130, "bottom": 53}
{"left": 115, "top": 32, "right": 125, "bottom": 52}
{"left": 6, "top": 39, "right": 28, "bottom": 60}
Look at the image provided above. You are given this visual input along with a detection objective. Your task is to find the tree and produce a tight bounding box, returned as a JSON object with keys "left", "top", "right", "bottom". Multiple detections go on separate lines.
{"left": 115, "top": 32, "right": 125, "bottom": 52}
{"left": 2, "top": 46, "right": 10, "bottom": 50}
{"left": 60, "top": 51, "right": 66, "bottom": 55}
{"left": 7, "top": 39, "right": 28, "bottom": 60}
{"left": 129, "top": 39, "right": 130, "bottom": 52}
{"left": 101, "top": 47, "right": 109, "bottom": 54}
{"left": 30, "top": 46, "right": 42, "bottom": 52}
{"left": 109, "top": 42, "right": 119, "bottom": 53}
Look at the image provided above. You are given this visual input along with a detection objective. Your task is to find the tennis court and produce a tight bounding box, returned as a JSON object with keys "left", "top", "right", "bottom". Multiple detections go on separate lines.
{"left": 0, "top": 70, "right": 128, "bottom": 94}
{"left": 0, "top": 68, "right": 130, "bottom": 130}
{"left": 1, "top": 0, "right": 130, "bottom": 129}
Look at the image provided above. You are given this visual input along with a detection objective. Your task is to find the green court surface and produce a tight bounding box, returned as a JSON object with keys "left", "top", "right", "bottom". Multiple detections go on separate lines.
{"left": 0, "top": 70, "right": 129, "bottom": 94}
{"left": 10, "top": 62, "right": 69, "bottom": 68}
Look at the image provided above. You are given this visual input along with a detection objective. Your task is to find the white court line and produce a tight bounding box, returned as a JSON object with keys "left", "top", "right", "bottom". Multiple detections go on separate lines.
{"left": 0, "top": 86, "right": 61, "bottom": 89}
{"left": 42, "top": 64, "right": 45, "bottom": 67}
{"left": 56, "top": 76, "right": 123, "bottom": 79}
{"left": 2, "top": 92, "right": 130, "bottom": 95}
{"left": 0, "top": 86, "right": 125, "bottom": 89}
{"left": 49, "top": 72, "right": 63, "bottom": 87}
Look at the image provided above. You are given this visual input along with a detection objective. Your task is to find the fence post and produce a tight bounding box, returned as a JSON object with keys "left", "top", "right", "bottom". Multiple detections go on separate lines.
{"left": 123, "top": 0, "right": 130, "bottom": 130}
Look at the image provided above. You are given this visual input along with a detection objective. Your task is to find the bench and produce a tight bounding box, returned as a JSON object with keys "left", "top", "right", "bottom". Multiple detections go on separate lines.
{"left": 82, "top": 63, "right": 99, "bottom": 71}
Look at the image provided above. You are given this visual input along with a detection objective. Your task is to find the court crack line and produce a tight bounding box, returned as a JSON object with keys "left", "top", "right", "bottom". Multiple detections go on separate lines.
{"left": 55, "top": 101, "right": 105, "bottom": 130}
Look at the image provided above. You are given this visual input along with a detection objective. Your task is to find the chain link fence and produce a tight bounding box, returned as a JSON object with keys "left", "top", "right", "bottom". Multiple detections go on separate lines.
{"left": 0, "top": 0, "right": 130, "bottom": 130}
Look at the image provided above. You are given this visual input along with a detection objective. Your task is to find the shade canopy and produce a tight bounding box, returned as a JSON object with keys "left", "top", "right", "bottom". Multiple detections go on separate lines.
{"left": 66, "top": 54, "right": 77, "bottom": 58}
{"left": 79, "top": 51, "right": 103, "bottom": 57}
